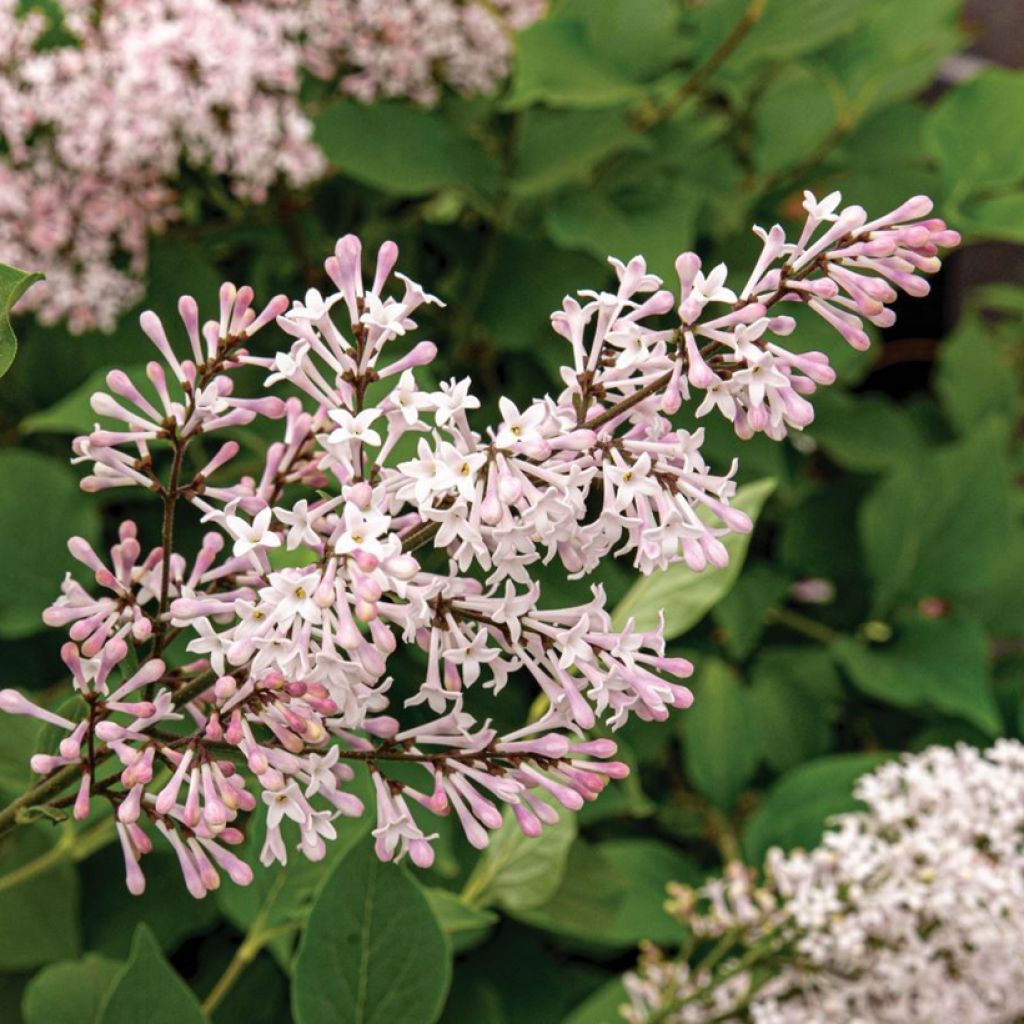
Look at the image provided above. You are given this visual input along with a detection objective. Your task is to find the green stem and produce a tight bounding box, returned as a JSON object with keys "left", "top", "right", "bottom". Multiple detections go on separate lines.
{"left": 765, "top": 606, "right": 839, "bottom": 645}
{"left": 202, "top": 874, "right": 297, "bottom": 1015}
{"left": 635, "top": 0, "right": 766, "bottom": 130}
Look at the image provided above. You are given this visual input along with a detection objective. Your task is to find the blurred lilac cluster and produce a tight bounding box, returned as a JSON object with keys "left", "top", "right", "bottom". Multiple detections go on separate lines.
{"left": 0, "top": 0, "right": 544, "bottom": 331}
{"left": 625, "top": 742, "right": 1024, "bottom": 1024}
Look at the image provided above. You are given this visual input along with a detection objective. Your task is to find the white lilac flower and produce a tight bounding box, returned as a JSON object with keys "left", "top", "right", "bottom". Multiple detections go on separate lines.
{"left": 0, "top": 197, "right": 957, "bottom": 897}
{"left": 624, "top": 741, "right": 1024, "bottom": 1024}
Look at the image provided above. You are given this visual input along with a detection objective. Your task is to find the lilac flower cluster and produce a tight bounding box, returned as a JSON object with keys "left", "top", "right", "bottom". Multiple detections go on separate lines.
{"left": 0, "top": 0, "right": 544, "bottom": 331}
{"left": 624, "top": 742, "right": 1024, "bottom": 1024}
{"left": 0, "top": 192, "right": 956, "bottom": 896}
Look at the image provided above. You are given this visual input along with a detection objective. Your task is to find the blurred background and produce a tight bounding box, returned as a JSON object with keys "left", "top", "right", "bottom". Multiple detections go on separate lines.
{"left": 1, "top": 1, "right": 1022, "bottom": 1022}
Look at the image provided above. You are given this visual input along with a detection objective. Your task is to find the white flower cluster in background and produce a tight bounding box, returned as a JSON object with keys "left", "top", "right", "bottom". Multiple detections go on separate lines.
{"left": 624, "top": 741, "right": 1024, "bottom": 1024}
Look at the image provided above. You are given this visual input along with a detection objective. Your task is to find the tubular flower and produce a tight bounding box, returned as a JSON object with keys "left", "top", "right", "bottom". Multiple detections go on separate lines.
{"left": 1, "top": 193, "right": 957, "bottom": 894}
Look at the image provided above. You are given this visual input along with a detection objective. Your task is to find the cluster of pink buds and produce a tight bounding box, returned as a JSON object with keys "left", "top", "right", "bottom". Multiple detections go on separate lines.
{"left": 0, "top": 192, "right": 957, "bottom": 895}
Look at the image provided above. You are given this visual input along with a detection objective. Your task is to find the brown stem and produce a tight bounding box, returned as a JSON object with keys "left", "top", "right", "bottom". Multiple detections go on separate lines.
{"left": 635, "top": 0, "right": 766, "bottom": 130}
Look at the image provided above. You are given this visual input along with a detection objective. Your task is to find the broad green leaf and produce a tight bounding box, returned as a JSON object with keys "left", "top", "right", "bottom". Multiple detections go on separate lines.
{"left": 778, "top": 476, "right": 866, "bottom": 583}
{"left": 809, "top": 391, "right": 926, "bottom": 472}
{"left": 824, "top": 0, "right": 962, "bottom": 112}
{"left": 934, "top": 311, "right": 1020, "bottom": 435}
{"left": 504, "top": 20, "right": 644, "bottom": 109}
{"left": 475, "top": 235, "right": 603, "bottom": 357}
{"left": 23, "top": 954, "right": 121, "bottom": 1024}
{"left": 511, "top": 840, "right": 625, "bottom": 943}
{"left": 81, "top": 849, "right": 220, "bottom": 960}
{"left": 0, "top": 262, "right": 44, "bottom": 378}
{"left": 218, "top": 771, "right": 372, "bottom": 966}
{"left": 563, "top": 977, "right": 629, "bottom": 1024}
{"left": 556, "top": 0, "right": 687, "bottom": 80}
{"left": 438, "top": 975, "right": 506, "bottom": 1024}
{"left": 512, "top": 109, "right": 649, "bottom": 198}
{"left": 423, "top": 888, "right": 498, "bottom": 955}
{"left": 926, "top": 68, "right": 1024, "bottom": 195}
{"left": 691, "top": 0, "right": 871, "bottom": 81}
{"left": 0, "top": 450, "right": 102, "bottom": 638}
{"left": 598, "top": 839, "right": 701, "bottom": 946}
{"left": 749, "top": 663, "right": 832, "bottom": 772}
{"left": 712, "top": 562, "right": 791, "bottom": 659}
{"left": 97, "top": 925, "right": 205, "bottom": 1024}
{"left": 743, "top": 752, "right": 890, "bottom": 863}
{"left": 461, "top": 800, "right": 576, "bottom": 912}
{"left": 545, "top": 181, "right": 701, "bottom": 283}
{"left": 860, "top": 425, "right": 1013, "bottom": 611}
{"left": 292, "top": 841, "right": 451, "bottom": 1024}
{"left": 833, "top": 616, "right": 1000, "bottom": 735}
{"left": 0, "top": 824, "right": 80, "bottom": 970}
{"left": 612, "top": 478, "right": 777, "bottom": 637}
{"left": 21, "top": 365, "right": 147, "bottom": 435}
{"left": 956, "top": 192, "right": 1024, "bottom": 244}
{"left": 313, "top": 101, "right": 497, "bottom": 197}
{"left": 753, "top": 65, "right": 839, "bottom": 175}
{"left": 0, "top": 713, "right": 42, "bottom": 791}
{"left": 831, "top": 104, "right": 942, "bottom": 214}
{"left": 681, "top": 659, "right": 758, "bottom": 809}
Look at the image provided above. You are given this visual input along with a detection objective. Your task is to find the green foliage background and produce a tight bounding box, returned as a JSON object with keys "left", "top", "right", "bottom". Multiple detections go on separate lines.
{"left": 1, "top": 1, "right": 1023, "bottom": 1022}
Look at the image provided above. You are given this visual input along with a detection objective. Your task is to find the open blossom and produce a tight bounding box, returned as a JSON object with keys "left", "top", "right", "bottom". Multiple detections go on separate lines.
{"left": 0, "top": 0, "right": 545, "bottom": 331}
{"left": 624, "top": 741, "right": 1024, "bottom": 1024}
{"left": 0, "top": 192, "right": 956, "bottom": 896}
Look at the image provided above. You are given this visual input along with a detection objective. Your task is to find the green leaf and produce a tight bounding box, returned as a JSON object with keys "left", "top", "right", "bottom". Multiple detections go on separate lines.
{"left": 681, "top": 659, "right": 758, "bottom": 809}
{"left": 598, "top": 839, "right": 701, "bottom": 946}
{"left": 753, "top": 65, "right": 839, "bottom": 175}
{"left": 749, "top": 662, "right": 832, "bottom": 772}
{"left": 926, "top": 68, "right": 1024, "bottom": 195}
{"left": 555, "top": 0, "right": 686, "bottom": 81}
{"left": 423, "top": 888, "right": 498, "bottom": 955}
{"left": 712, "top": 563, "right": 791, "bottom": 659}
{"left": 475, "top": 235, "right": 603, "bottom": 356}
{"left": 80, "top": 849, "right": 220, "bottom": 961}
{"left": 313, "top": 101, "right": 497, "bottom": 197}
{"left": 0, "top": 824, "right": 80, "bottom": 970}
{"left": 729, "top": 0, "right": 875, "bottom": 66}
{"left": 218, "top": 772, "right": 372, "bottom": 966}
{"left": 809, "top": 391, "right": 925, "bottom": 472}
{"left": 612, "top": 478, "right": 777, "bottom": 637}
{"left": 859, "top": 426, "right": 1013, "bottom": 611}
{"left": 934, "top": 310, "right": 1020, "bottom": 435}
{"left": 545, "top": 181, "right": 701, "bottom": 283}
{"left": 512, "top": 109, "right": 649, "bottom": 198}
{"left": 97, "top": 925, "right": 205, "bottom": 1024}
{"left": 504, "top": 20, "right": 644, "bottom": 109}
{"left": 743, "top": 752, "right": 890, "bottom": 863}
{"left": 955, "top": 191, "right": 1024, "bottom": 244}
{"left": 824, "top": 0, "right": 962, "bottom": 113}
{"left": 511, "top": 840, "right": 625, "bottom": 943}
{"left": 0, "top": 262, "right": 44, "bottom": 378}
{"left": 292, "top": 840, "right": 451, "bottom": 1024}
{"left": 0, "top": 450, "right": 102, "bottom": 638}
{"left": 833, "top": 616, "right": 1000, "bottom": 735}
{"left": 779, "top": 476, "right": 866, "bottom": 583}
{"left": 23, "top": 954, "right": 121, "bottom": 1024}
{"left": 563, "top": 977, "right": 629, "bottom": 1024}
{"left": 461, "top": 800, "right": 576, "bottom": 913}
{"left": 21, "top": 365, "right": 148, "bottom": 435}
{"left": 0, "top": 714, "right": 43, "bottom": 791}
